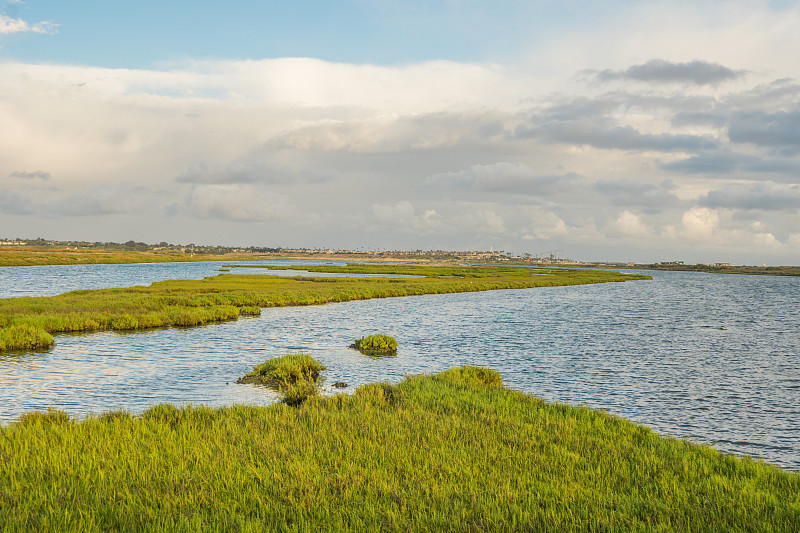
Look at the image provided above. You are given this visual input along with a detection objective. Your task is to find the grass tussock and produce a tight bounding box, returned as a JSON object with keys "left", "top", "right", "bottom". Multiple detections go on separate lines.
{"left": 1, "top": 366, "right": 797, "bottom": 531}
{"left": 350, "top": 333, "right": 398, "bottom": 355}
{"left": 237, "top": 354, "right": 326, "bottom": 406}
{"left": 0, "top": 264, "right": 649, "bottom": 353}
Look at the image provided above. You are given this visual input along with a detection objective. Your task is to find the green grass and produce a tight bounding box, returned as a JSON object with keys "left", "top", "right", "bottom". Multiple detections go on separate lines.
{"left": 1, "top": 366, "right": 797, "bottom": 531}
{"left": 237, "top": 353, "right": 326, "bottom": 389}
{"left": 237, "top": 353, "right": 327, "bottom": 406}
{"left": 0, "top": 247, "right": 265, "bottom": 267}
{"left": 0, "top": 265, "right": 650, "bottom": 353}
{"left": 351, "top": 334, "right": 398, "bottom": 355}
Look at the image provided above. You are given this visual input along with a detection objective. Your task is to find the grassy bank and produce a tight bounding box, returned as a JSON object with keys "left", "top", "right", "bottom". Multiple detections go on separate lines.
{"left": 1, "top": 367, "right": 797, "bottom": 531}
{"left": 0, "top": 265, "right": 649, "bottom": 352}
{"left": 0, "top": 247, "right": 267, "bottom": 267}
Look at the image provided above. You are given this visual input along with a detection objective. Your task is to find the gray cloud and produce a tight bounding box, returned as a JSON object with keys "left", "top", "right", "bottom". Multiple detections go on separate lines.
{"left": 9, "top": 170, "right": 52, "bottom": 180}
{"left": 663, "top": 152, "right": 800, "bottom": 178}
{"left": 700, "top": 182, "right": 800, "bottom": 212}
{"left": 46, "top": 185, "right": 157, "bottom": 217}
{"left": 176, "top": 162, "right": 262, "bottom": 184}
{"left": 0, "top": 189, "right": 35, "bottom": 215}
{"left": 183, "top": 184, "right": 295, "bottom": 222}
{"left": 176, "top": 161, "right": 332, "bottom": 185}
{"left": 425, "top": 162, "right": 579, "bottom": 196}
{"left": 0, "top": 185, "right": 161, "bottom": 218}
{"left": 593, "top": 179, "right": 679, "bottom": 211}
{"left": 728, "top": 110, "right": 800, "bottom": 154}
{"left": 516, "top": 118, "right": 717, "bottom": 152}
{"left": 671, "top": 112, "right": 728, "bottom": 128}
{"left": 591, "top": 59, "right": 745, "bottom": 85}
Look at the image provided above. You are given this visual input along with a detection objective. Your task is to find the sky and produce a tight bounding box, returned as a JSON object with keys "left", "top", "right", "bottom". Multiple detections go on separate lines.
{"left": 1, "top": 1, "right": 799, "bottom": 264}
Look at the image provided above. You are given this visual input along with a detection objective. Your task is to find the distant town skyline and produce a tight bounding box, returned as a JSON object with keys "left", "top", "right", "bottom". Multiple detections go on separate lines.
{"left": 1, "top": 1, "right": 799, "bottom": 265}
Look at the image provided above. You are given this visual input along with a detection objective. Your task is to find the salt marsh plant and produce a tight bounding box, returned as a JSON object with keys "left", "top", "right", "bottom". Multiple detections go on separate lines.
{"left": 1, "top": 366, "right": 797, "bottom": 531}
{"left": 237, "top": 353, "right": 326, "bottom": 405}
{"left": 350, "top": 333, "right": 398, "bottom": 355}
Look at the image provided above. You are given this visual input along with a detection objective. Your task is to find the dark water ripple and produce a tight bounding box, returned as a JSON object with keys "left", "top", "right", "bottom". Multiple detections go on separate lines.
{"left": 0, "top": 266, "right": 798, "bottom": 471}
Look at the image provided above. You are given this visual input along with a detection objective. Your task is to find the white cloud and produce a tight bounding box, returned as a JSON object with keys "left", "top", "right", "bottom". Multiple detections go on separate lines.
{"left": 680, "top": 207, "right": 720, "bottom": 241}
{"left": 371, "top": 201, "right": 442, "bottom": 233}
{"left": 608, "top": 210, "right": 654, "bottom": 238}
{"left": 0, "top": 14, "right": 58, "bottom": 35}
{"left": 521, "top": 209, "right": 569, "bottom": 240}
{"left": 475, "top": 210, "right": 506, "bottom": 234}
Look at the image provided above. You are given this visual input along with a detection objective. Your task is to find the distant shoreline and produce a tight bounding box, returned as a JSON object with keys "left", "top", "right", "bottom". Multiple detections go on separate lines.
{"left": 605, "top": 263, "right": 800, "bottom": 277}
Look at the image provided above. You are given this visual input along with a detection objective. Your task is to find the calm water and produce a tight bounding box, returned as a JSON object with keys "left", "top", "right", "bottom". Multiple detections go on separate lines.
{"left": 1, "top": 263, "right": 798, "bottom": 471}
{"left": 0, "top": 260, "right": 348, "bottom": 298}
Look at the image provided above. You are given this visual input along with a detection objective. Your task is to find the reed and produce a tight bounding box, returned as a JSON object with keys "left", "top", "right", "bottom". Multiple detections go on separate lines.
{"left": 0, "top": 265, "right": 650, "bottom": 353}
{"left": 1, "top": 366, "right": 797, "bottom": 531}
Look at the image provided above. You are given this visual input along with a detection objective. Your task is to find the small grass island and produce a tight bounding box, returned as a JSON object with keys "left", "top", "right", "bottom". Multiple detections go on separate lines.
{"left": 237, "top": 353, "right": 326, "bottom": 406}
{"left": 350, "top": 333, "right": 398, "bottom": 355}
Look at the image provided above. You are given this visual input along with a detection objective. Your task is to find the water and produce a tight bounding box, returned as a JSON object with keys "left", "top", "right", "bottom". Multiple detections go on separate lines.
{"left": 1, "top": 263, "right": 798, "bottom": 471}
{"left": 0, "top": 260, "right": 349, "bottom": 298}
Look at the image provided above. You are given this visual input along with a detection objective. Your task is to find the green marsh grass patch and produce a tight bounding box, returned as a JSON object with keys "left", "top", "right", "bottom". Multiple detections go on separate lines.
{"left": 350, "top": 334, "right": 398, "bottom": 356}
{"left": 237, "top": 354, "right": 326, "bottom": 406}
{"left": 1, "top": 366, "right": 797, "bottom": 531}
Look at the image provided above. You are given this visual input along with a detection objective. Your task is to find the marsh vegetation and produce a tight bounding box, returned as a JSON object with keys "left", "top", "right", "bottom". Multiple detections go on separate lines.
{"left": 1, "top": 366, "right": 797, "bottom": 531}
{"left": 237, "top": 354, "right": 326, "bottom": 406}
{"left": 350, "top": 334, "right": 398, "bottom": 355}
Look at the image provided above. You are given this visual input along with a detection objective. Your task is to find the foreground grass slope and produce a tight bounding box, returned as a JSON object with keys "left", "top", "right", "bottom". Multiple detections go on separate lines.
{"left": 0, "top": 265, "right": 649, "bottom": 352}
{"left": 1, "top": 367, "right": 797, "bottom": 531}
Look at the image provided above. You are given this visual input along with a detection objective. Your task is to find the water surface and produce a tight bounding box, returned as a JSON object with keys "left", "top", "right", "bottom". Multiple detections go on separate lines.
{"left": 1, "top": 265, "right": 798, "bottom": 471}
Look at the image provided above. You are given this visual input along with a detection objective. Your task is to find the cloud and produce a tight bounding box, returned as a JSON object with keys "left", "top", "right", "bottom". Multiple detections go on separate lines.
{"left": 183, "top": 184, "right": 294, "bottom": 222}
{"left": 0, "top": 189, "right": 34, "bottom": 215}
{"left": 680, "top": 207, "right": 719, "bottom": 241}
{"left": 475, "top": 210, "right": 506, "bottom": 234}
{"left": 9, "top": 170, "right": 51, "bottom": 180}
{"left": 662, "top": 152, "right": 800, "bottom": 178}
{"left": 589, "top": 59, "right": 746, "bottom": 85}
{"left": 0, "top": 14, "right": 58, "bottom": 35}
{"left": 515, "top": 117, "right": 718, "bottom": 152}
{"left": 607, "top": 210, "right": 654, "bottom": 238}
{"left": 45, "top": 185, "right": 159, "bottom": 217}
{"left": 176, "top": 162, "right": 262, "bottom": 184}
{"left": 520, "top": 209, "right": 568, "bottom": 240}
{"left": 593, "top": 179, "right": 679, "bottom": 210}
{"left": 670, "top": 112, "right": 728, "bottom": 128}
{"left": 371, "top": 201, "right": 442, "bottom": 233}
{"left": 728, "top": 110, "right": 800, "bottom": 154}
{"left": 174, "top": 161, "right": 332, "bottom": 185}
{"left": 0, "top": 185, "right": 158, "bottom": 217}
{"left": 699, "top": 182, "right": 800, "bottom": 212}
{"left": 270, "top": 111, "right": 502, "bottom": 154}
{"left": 425, "top": 162, "right": 578, "bottom": 196}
